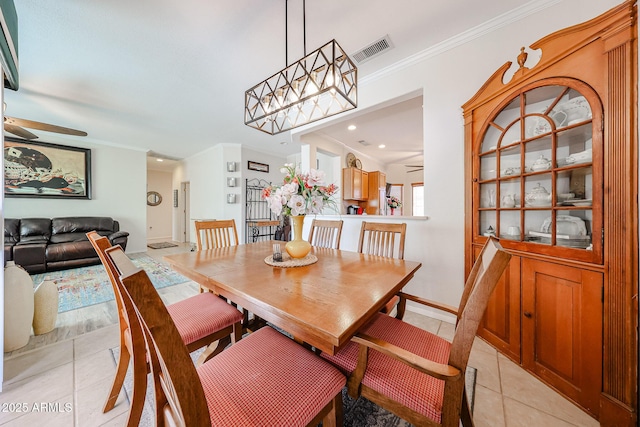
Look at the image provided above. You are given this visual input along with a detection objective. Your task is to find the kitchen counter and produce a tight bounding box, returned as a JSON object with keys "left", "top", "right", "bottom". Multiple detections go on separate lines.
{"left": 322, "top": 214, "right": 429, "bottom": 221}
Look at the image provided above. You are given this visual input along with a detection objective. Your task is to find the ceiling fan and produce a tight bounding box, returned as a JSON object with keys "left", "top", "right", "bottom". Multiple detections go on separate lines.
{"left": 405, "top": 164, "right": 423, "bottom": 173}
{"left": 4, "top": 115, "right": 87, "bottom": 140}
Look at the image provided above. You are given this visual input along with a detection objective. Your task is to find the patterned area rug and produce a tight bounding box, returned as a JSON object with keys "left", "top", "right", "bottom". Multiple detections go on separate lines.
{"left": 111, "top": 345, "right": 476, "bottom": 426}
{"left": 30, "top": 253, "right": 189, "bottom": 313}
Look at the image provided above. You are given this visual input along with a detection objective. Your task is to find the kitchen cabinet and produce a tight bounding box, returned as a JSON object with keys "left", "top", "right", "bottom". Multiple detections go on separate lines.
{"left": 462, "top": 3, "right": 637, "bottom": 424}
{"left": 365, "top": 171, "right": 386, "bottom": 215}
{"left": 361, "top": 171, "right": 369, "bottom": 200}
{"left": 342, "top": 167, "right": 368, "bottom": 201}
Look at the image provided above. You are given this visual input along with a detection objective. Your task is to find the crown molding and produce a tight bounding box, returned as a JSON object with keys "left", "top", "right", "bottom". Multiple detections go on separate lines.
{"left": 360, "top": 0, "right": 562, "bottom": 86}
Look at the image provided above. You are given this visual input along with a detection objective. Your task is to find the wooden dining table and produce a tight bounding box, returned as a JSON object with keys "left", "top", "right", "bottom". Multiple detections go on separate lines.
{"left": 164, "top": 240, "right": 422, "bottom": 355}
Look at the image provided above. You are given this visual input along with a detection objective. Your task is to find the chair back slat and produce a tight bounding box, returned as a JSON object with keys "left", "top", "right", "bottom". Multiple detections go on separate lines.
{"left": 195, "top": 219, "right": 239, "bottom": 250}
{"left": 308, "top": 219, "right": 343, "bottom": 249}
{"left": 106, "top": 245, "right": 211, "bottom": 427}
{"left": 358, "top": 222, "right": 406, "bottom": 260}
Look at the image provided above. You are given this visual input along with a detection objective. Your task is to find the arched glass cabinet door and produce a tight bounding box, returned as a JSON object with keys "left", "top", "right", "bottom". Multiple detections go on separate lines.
{"left": 475, "top": 79, "right": 602, "bottom": 264}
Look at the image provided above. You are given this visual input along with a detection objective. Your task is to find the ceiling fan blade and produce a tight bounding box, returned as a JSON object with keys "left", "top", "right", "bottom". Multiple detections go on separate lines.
{"left": 4, "top": 123, "right": 39, "bottom": 140}
{"left": 5, "top": 116, "right": 87, "bottom": 137}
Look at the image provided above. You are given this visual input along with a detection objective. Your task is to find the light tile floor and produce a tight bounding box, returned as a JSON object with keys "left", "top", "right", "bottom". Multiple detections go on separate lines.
{"left": 1, "top": 244, "right": 600, "bottom": 426}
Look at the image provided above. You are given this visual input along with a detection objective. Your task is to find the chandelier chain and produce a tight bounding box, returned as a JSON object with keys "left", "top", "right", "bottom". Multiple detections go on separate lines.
{"left": 285, "top": 0, "right": 307, "bottom": 66}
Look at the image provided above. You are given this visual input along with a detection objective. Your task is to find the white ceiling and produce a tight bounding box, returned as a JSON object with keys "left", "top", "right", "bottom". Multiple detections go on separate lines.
{"left": 308, "top": 94, "right": 424, "bottom": 167}
{"left": 5, "top": 0, "right": 533, "bottom": 166}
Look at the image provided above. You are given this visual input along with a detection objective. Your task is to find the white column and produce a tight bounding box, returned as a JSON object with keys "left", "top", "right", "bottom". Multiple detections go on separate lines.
{"left": 299, "top": 144, "right": 318, "bottom": 172}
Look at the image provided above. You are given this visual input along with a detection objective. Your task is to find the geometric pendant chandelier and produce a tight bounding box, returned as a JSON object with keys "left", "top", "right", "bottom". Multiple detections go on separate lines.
{"left": 244, "top": 2, "right": 357, "bottom": 135}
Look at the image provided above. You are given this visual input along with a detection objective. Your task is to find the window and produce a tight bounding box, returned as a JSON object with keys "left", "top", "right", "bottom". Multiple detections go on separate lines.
{"left": 412, "top": 182, "right": 424, "bottom": 216}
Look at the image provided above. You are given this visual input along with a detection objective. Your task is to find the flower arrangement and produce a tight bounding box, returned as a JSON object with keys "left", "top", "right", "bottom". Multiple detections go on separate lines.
{"left": 262, "top": 164, "right": 339, "bottom": 216}
{"left": 387, "top": 196, "right": 402, "bottom": 209}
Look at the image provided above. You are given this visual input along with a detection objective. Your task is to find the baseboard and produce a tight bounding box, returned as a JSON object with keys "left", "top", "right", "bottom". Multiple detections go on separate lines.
{"left": 405, "top": 302, "right": 457, "bottom": 324}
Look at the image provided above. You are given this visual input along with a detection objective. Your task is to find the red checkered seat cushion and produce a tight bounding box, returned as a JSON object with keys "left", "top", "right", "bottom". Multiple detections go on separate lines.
{"left": 198, "top": 326, "right": 346, "bottom": 426}
{"left": 166, "top": 292, "right": 243, "bottom": 345}
{"left": 323, "top": 312, "right": 451, "bottom": 423}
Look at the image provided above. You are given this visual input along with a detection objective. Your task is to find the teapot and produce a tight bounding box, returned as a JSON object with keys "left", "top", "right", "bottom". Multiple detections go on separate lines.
{"left": 525, "top": 183, "right": 552, "bottom": 207}
{"left": 531, "top": 155, "right": 552, "bottom": 172}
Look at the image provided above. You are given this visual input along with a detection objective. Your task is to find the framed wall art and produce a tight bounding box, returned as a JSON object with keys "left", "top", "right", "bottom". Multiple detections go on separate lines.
{"left": 4, "top": 137, "right": 92, "bottom": 199}
{"left": 247, "top": 161, "right": 269, "bottom": 173}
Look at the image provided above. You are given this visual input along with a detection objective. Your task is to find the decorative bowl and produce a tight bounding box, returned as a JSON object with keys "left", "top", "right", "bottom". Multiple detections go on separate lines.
{"left": 531, "top": 155, "right": 552, "bottom": 172}
{"left": 558, "top": 192, "right": 575, "bottom": 202}
{"left": 566, "top": 148, "right": 592, "bottom": 165}
{"left": 501, "top": 166, "right": 521, "bottom": 176}
{"left": 541, "top": 215, "right": 587, "bottom": 236}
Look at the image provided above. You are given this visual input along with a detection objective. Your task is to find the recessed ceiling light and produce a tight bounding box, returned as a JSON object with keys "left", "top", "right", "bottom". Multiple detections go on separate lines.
{"left": 348, "top": 125, "right": 356, "bottom": 131}
{"left": 156, "top": 158, "right": 164, "bottom": 162}
{"left": 378, "top": 144, "right": 386, "bottom": 149}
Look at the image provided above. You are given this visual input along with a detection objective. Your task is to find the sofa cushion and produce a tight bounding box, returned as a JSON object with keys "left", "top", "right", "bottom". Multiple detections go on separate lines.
{"left": 19, "top": 218, "right": 52, "bottom": 243}
{"left": 46, "top": 241, "right": 97, "bottom": 262}
{"left": 13, "top": 242, "right": 47, "bottom": 273}
{"left": 4, "top": 219, "right": 20, "bottom": 244}
{"left": 50, "top": 217, "right": 116, "bottom": 244}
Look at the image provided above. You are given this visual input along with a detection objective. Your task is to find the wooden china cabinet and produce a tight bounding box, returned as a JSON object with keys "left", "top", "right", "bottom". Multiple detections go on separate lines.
{"left": 462, "top": 2, "right": 637, "bottom": 425}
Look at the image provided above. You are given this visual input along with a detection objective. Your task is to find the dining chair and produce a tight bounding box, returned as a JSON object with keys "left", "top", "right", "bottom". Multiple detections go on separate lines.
{"left": 194, "top": 219, "right": 239, "bottom": 293}
{"left": 87, "top": 232, "right": 243, "bottom": 427}
{"left": 358, "top": 221, "right": 407, "bottom": 317}
{"left": 106, "top": 244, "right": 346, "bottom": 427}
{"left": 322, "top": 236, "right": 511, "bottom": 427}
{"left": 193, "top": 218, "right": 261, "bottom": 328}
{"left": 195, "top": 219, "right": 239, "bottom": 250}
{"left": 308, "top": 219, "right": 344, "bottom": 249}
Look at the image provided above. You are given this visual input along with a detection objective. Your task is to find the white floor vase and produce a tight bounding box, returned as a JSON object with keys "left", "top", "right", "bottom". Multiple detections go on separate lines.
{"left": 4, "top": 261, "right": 35, "bottom": 351}
{"left": 33, "top": 278, "right": 59, "bottom": 335}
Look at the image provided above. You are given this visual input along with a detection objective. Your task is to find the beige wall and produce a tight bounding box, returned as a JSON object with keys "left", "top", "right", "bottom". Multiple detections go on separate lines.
{"left": 146, "top": 169, "right": 173, "bottom": 243}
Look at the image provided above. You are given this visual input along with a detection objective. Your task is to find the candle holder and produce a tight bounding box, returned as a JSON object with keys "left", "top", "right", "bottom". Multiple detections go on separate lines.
{"left": 272, "top": 243, "right": 283, "bottom": 262}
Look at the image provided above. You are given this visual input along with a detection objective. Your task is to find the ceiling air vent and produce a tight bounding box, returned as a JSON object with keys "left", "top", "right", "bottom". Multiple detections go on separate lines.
{"left": 352, "top": 35, "right": 394, "bottom": 64}
{"left": 358, "top": 140, "right": 371, "bottom": 146}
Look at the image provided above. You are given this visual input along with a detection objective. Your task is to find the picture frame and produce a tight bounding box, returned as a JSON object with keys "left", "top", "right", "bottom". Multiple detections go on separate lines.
{"left": 248, "top": 161, "right": 269, "bottom": 173}
{"left": 4, "top": 137, "right": 92, "bottom": 199}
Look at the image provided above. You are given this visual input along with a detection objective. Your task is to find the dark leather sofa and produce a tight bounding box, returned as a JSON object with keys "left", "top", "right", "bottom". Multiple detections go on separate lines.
{"left": 4, "top": 217, "right": 129, "bottom": 273}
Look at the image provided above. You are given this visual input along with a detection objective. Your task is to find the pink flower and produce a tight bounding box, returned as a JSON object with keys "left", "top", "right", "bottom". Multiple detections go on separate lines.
{"left": 288, "top": 195, "right": 307, "bottom": 216}
{"left": 263, "top": 164, "right": 339, "bottom": 216}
